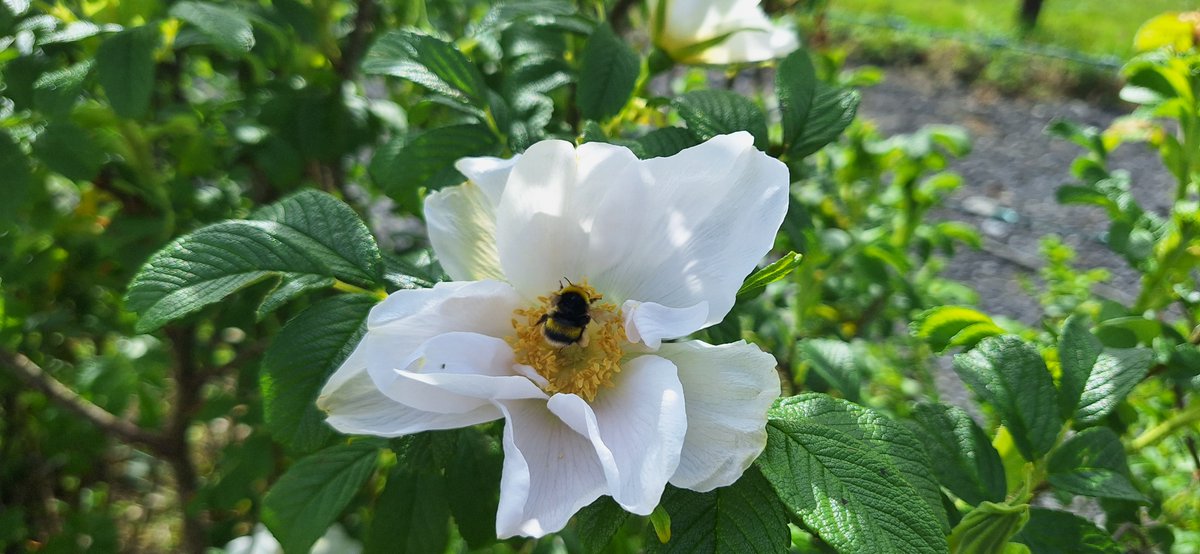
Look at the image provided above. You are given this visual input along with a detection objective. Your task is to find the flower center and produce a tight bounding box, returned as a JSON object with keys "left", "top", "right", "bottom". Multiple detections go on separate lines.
{"left": 507, "top": 282, "right": 624, "bottom": 401}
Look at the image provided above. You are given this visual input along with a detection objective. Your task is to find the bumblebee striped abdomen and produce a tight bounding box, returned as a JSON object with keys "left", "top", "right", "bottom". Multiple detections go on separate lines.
{"left": 538, "top": 285, "right": 596, "bottom": 347}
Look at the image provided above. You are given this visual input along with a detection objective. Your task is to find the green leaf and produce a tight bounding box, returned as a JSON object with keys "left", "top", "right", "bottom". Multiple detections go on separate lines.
{"left": 1074, "top": 348, "right": 1152, "bottom": 426}
{"left": 260, "top": 294, "right": 374, "bottom": 454}
{"left": 364, "top": 465, "right": 451, "bottom": 554}
{"left": 369, "top": 124, "right": 498, "bottom": 211}
{"left": 170, "top": 1, "right": 255, "bottom": 54}
{"left": 649, "top": 467, "right": 788, "bottom": 554}
{"left": 757, "top": 417, "right": 947, "bottom": 553}
{"left": 125, "top": 190, "right": 383, "bottom": 332}
{"left": 782, "top": 83, "right": 859, "bottom": 158}
{"left": 445, "top": 429, "right": 503, "bottom": 550}
{"left": 251, "top": 189, "right": 384, "bottom": 283}
{"left": 947, "top": 501, "right": 1030, "bottom": 554}
{"left": 953, "top": 336, "right": 1063, "bottom": 461}
{"left": 911, "top": 306, "right": 1005, "bottom": 353}
{"left": 1047, "top": 428, "right": 1146, "bottom": 502}
{"left": 776, "top": 50, "right": 818, "bottom": 149}
{"left": 96, "top": 25, "right": 159, "bottom": 119}
{"left": 1013, "top": 508, "right": 1121, "bottom": 554}
{"left": 795, "top": 339, "right": 862, "bottom": 402}
{"left": 632, "top": 127, "right": 699, "bottom": 159}
{"left": 736, "top": 252, "right": 802, "bottom": 303}
{"left": 573, "top": 496, "right": 631, "bottom": 554}
{"left": 0, "top": 130, "right": 33, "bottom": 222}
{"left": 576, "top": 23, "right": 639, "bottom": 121}
{"left": 1058, "top": 315, "right": 1102, "bottom": 418}
{"left": 363, "top": 30, "right": 487, "bottom": 109}
{"left": 773, "top": 394, "right": 948, "bottom": 532}
{"left": 32, "top": 60, "right": 91, "bottom": 118}
{"left": 672, "top": 90, "right": 768, "bottom": 150}
{"left": 33, "top": 122, "right": 105, "bottom": 181}
{"left": 262, "top": 442, "right": 379, "bottom": 554}
{"left": 908, "top": 403, "right": 1007, "bottom": 506}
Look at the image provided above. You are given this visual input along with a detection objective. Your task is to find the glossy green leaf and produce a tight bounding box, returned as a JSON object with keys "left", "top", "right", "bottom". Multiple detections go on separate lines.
{"left": 573, "top": 496, "right": 630, "bottom": 554}
{"left": 262, "top": 442, "right": 379, "bottom": 554}
{"left": 672, "top": 90, "right": 768, "bottom": 149}
{"left": 96, "top": 25, "right": 159, "bottom": 118}
{"left": 649, "top": 468, "right": 788, "bottom": 554}
{"left": 32, "top": 60, "right": 91, "bottom": 118}
{"left": 1047, "top": 428, "right": 1146, "bottom": 502}
{"left": 782, "top": 83, "right": 859, "bottom": 159}
{"left": 795, "top": 339, "right": 862, "bottom": 401}
{"left": 364, "top": 465, "right": 451, "bottom": 554}
{"left": 1074, "top": 348, "right": 1153, "bottom": 426}
{"left": 170, "top": 1, "right": 255, "bottom": 54}
{"left": 125, "top": 190, "right": 383, "bottom": 332}
{"left": 736, "top": 252, "right": 802, "bottom": 303}
{"left": 1013, "top": 508, "right": 1121, "bottom": 554}
{"left": 953, "top": 336, "right": 1062, "bottom": 461}
{"left": 1058, "top": 315, "right": 1101, "bottom": 418}
{"left": 363, "top": 30, "right": 487, "bottom": 108}
{"left": 33, "top": 122, "right": 104, "bottom": 181}
{"left": 773, "top": 394, "right": 948, "bottom": 532}
{"left": 912, "top": 305, "right": 1005, "bottom": 353}
{"left": 758, "top": 417, "right": 946, "bottom": 553}
{"left": 260, "top": 294, "right": 374, "bottom": 454}
{"left": 576, "top": 23, "right": 639, "bottom": 121}
{"left": 909, "top": 403, "right": 1007, "bottom": 506}
{"left": 632, "top": 127, "right": 699, "bottom": 159}
{"left": 369, "top": 123, "right": 498, "bottom": 211}
{"left": 777, "top": 50, "right": 817, "bottom": 149}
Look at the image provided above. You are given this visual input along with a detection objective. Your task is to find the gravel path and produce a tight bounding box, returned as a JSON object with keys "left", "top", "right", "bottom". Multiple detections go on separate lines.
{"left": 857, "top": 66, "right": 1175, "bottom": 325}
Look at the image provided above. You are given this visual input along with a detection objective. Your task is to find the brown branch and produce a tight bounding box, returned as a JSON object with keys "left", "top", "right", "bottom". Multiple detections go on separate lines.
{"left": 337, "top": 0, "right": 377, "bottom": 80}
{"left": 165, "top": 327, "right": 208, "bottom": 554}
{"left": 1, "top": 351, "right": 172, "bottom": 453}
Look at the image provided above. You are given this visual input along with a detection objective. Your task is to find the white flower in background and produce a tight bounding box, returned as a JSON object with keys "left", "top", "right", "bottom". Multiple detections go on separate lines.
{"left": 318, "top": 132, "right": 787, "bottom": 538}
{"left": 649, "top": 0, "right": 800, "bottom": 64}
{"left": 224, "top": 524, "right": 362, "bottom": 554}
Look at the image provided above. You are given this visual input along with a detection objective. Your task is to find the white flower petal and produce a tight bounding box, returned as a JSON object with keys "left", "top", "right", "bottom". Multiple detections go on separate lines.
{"left": 494, "top": 140, "right": 642, "bottom": 298}
{"left": 455, "top": 155, "right": 520, "bottom": 206}
{"left": 548, "top": 355, "right": 686, "bottom": 515}
{"left": 365, "top": 279, "right": 520, "bottom": 345}
{"left": 585, "top": 132, "right": 789, "bottom": 325}
{"left": 621, "top": 299, "right": 710, "bottom": 348}
{"left": 320, "top": 281, "right": 524, "bottom": 436}
{"left": 318, "top": 345, "right": 501, "bottom": 436}
{"left": 652, "top": 0, "right": 798, "bottom": 64}
{"left": 658, "top": 340, "right": 780, "bottom": 491}
{"left": 494, "top": 399, "right": 607, "bottom": 538}
{"left": 695, "top": 23, "right": 799, "bottom": 65}
{"left": 381, "top": 332, "right": 546, "bottom": 414}
{"left": 425, "top": 182, "right": 504, "bottom": 281}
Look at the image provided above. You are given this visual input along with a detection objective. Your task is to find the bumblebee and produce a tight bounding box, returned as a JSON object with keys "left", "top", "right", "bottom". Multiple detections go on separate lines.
{"left": 538, "top": 283, "right": 598, "bottom": 347}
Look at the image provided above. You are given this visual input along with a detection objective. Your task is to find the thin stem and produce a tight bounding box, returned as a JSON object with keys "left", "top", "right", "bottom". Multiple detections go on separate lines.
{"left": 332, "top": 278, "right": 388, "bottom": 299}
{"left": 1129, "top": 402, "right": 1200, "bottom": 452}
{"left": 0, "top": 351, "right": 171, "bottom": 452}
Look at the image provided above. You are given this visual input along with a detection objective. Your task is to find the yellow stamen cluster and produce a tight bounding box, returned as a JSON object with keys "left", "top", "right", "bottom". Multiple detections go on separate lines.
{"left": 508, "top": 284, "right": 624, "bottom": 401}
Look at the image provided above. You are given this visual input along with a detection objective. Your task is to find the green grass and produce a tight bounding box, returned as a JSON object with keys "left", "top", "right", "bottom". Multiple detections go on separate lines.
{"left": 827, "top": 0, "right": 1200, "bottom": 59}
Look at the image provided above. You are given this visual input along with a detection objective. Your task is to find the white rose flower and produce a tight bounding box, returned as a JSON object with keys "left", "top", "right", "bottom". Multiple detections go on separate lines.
{"left": 318, "top": 132, "right": 787, "bottom": 538}
{"left": 650, "top": 0, "right": 801, "bottom": 65}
